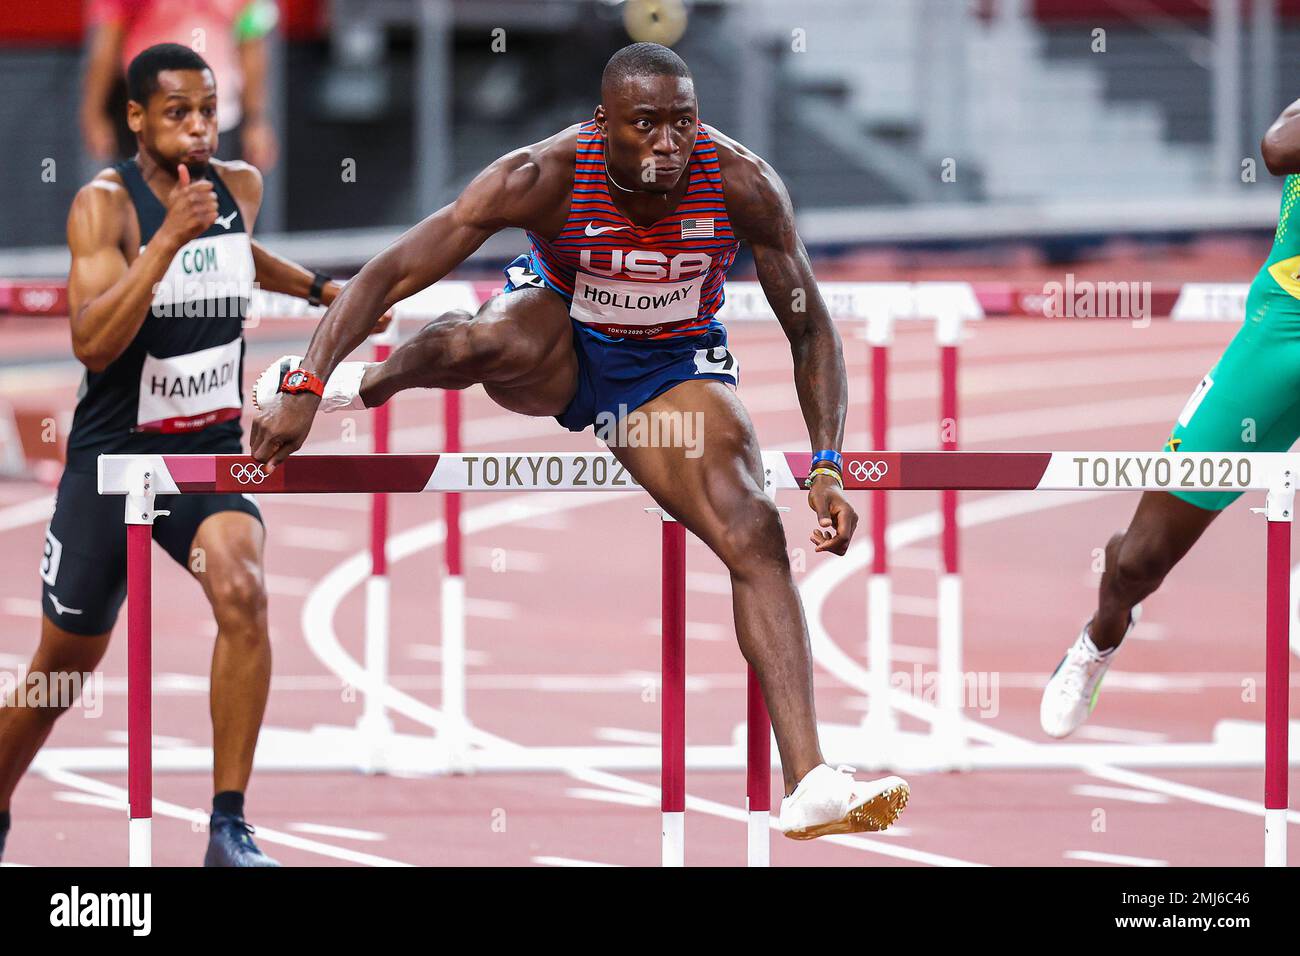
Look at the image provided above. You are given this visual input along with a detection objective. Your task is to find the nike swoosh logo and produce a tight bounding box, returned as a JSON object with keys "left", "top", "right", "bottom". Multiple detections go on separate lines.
{"left": 48, "top": 593, "right": 82, "bottom": 616}
{"left": 584, "top": 222, "right": 629, "bottom": 237}
{"left": 215, "top": 211, "right": 238, "bottom": 230}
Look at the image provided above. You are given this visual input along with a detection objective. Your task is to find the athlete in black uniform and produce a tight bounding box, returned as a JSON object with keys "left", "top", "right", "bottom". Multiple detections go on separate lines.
{"left": 0, "top": 44, "right": 381, "bottom": 866}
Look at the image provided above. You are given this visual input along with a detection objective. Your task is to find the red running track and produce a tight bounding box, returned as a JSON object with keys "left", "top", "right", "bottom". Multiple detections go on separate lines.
{"left": 0, "top": 314, "right": 1296, "bottom": 866}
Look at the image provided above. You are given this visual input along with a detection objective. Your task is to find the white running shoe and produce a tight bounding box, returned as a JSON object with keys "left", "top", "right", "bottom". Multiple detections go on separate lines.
{"left": 253, "top": 355, "right": 372, "bottom": 414}
{"left": 1039, "top": 605, "right": 1141, "bottom": 739}
{"left": 778, "top": 764, "right": 910, "bottom": 840}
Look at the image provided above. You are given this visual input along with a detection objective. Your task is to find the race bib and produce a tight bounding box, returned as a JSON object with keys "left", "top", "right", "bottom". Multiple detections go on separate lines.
{"left": 570, "top": 272, "right": 701, "bottom": 332}
{"left": 137, "top": 339, "right": 243, "bottom": 433}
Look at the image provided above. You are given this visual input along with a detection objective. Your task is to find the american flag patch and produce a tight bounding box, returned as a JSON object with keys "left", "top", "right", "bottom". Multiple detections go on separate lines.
{"left": 680, "top": 218, "right": 714, "bottom": 239}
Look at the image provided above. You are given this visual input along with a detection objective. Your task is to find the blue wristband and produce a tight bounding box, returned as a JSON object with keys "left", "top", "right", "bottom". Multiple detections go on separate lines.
{"left": 811, "top": 449, "right": 843, "bottom": 472}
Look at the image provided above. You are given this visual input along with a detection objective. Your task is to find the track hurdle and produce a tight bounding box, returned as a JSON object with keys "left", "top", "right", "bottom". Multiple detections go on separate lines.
{"left": 100, "top": 450, "right": 1293, "bottom": 866}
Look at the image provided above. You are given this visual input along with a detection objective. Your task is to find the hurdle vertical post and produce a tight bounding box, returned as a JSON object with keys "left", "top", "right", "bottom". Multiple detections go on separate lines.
{"left": 1263, "top": 468, "right": 1294, "bottom": 866}
{"left": 935, "top": 308, "right": 965, "bottom": 765}
{"left": 441, "top": 388, "right": 470, "bottom": 770}
{"left": 358, "top": 341, "right": 396, "bottom": 770}
{"left": 125, "top": 462, "right": 166, "bottom": 867}
{"left": 862, "top": 307, "right": 897, "bottom": 760}
{"left": 657, "top": 510, "right": 686, "bottom": 867}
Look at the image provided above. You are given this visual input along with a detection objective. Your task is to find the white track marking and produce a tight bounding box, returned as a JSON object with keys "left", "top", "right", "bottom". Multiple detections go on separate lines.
{"left": 534, "top": 855, "right": 622, "bottom": 867}
{"left": 1, "top": 598, "right": 41, "bottom": 618}
{"left": 594, "top": 728, "right": 661, "bottom": 746}
{"left": 1085, "top": 765, "right": 1300, "bottom": 824}
{"left": 641, "top": 619, "right": 730, "bottom": 642}
{"left": 263, "top": 574, "right": 316, "bottom": 597}
{"left": 464, "top": 598, "right": 517, "bottom": 620}
{"left": 1064, "top": 850, "right": 1168, "bottom": 867}
{"left": 1072, "top": 726, "right": 1170, "bottom": 745}
{"left": 892, "top": 594, "right": 939, "bottom": 618}
{"left": 286, "top": 822, "right": 386, "bottom": 841}
{"left": 0, "top": 494, "right": 53, "bottom": 532}
{"left": 686, "top": 571, "right": 732, "bottom": 594}
{"left": 566, "top": 786, "right": 658, "bottom": 807}
{"left": 405, "top": 644, "right": 491, "bottom": 666}
{"left": 275, "top": 525, "right": 355, "bottom": 552}
{"left": 468, "top": 546, "right": 548, "bottom": 572}
{"left": 1070, "top": 785, "right": 1170, "bottom": 805}
{"left": 36, "top": 767, "right": 414, "bottom": 866}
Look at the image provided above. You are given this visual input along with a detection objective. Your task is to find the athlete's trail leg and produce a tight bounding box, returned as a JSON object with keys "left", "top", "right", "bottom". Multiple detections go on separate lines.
{"left": 609, "top": 380, "right": 824, "bottom": 794}
{"left": 358, "top": 288, "right": 578, "bottom": 417}
{"left": 1091, "top": 490, "right": 1220, "bottom": 650}
{"left": 0, "top": 620, "right": 111, "bottom": 810}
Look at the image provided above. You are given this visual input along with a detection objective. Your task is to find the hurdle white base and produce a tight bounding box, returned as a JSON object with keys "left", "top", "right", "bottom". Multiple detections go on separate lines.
{"left": 747, "top": 808, "right": 770, "bottom": 867}
{"left": 860, "top": 573, "right": 897, "bottom": 769}
{"left": 128, "top": 817, "right": 151, "bottom": 868}
{"left": 440, "top": 575, "right": 472, "bottom": 774}
{"left": 662, "top": 811, "right": 684, "bottom": 867}
{"left": 1265, "top": 809, "right": 1288, "bottom": 867}
{"left": 357, "top": 575, "right": 396, "bottom": 774}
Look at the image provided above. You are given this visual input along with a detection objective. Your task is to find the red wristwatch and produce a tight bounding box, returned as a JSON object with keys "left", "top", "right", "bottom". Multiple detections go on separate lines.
{"left": 280, "top": 367, "right": 325, "bottom": 397}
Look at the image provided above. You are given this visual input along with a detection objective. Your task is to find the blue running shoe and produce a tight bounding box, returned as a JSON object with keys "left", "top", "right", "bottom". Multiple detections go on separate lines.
{"left": 204, "top": 812, "right": 280, "bottom": 867}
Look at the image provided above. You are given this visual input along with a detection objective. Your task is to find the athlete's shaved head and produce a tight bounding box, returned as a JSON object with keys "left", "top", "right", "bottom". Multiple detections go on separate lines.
{"left": 601, "top": 43, "right": 692, "bottom": 101}
{"left": 595, "top": 43, "right": 697, "bottom": 195}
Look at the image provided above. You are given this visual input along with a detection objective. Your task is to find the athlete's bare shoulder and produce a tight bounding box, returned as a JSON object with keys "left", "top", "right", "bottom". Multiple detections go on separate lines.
{"left": 707, "top": 125, "right": 795, "bottom": 248}
{"left": 210, "top": 158, "right": 264, "bottom": 229}
{"left": 68, "top": 167, "right": 133, "bottom": 252}
{"left": 456, "top": 124, "right": 579, "bottom": 235}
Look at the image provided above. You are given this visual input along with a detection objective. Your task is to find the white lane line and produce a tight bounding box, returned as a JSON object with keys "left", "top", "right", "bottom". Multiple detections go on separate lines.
{"left": 534, "top": 855, "right": 622, "bottom": 867}
{"left": 1, "top": 598, "right": 41, "bottom": 618}
{"left": 1064, "top": 850, "right": 1168, "bottom": 867}
{"left": 34, "top": 766, "right": 414, "bottom": 866}
{"left": 565, "top": 787, "right": 658, "bottom": 807}
{"left": 287, "top": 822, "right": 386, "bottom": 841}
{"left": 0, "top": 494, "right": 52, "bottom": 532}
{"left": 1072, "top": 725, "right": 1170, "bottom": 745}
{"left": 687, "top": 571, "right": 732, "bottom": 594}
{"left": 1086, "top": 765, "right": 1300, "bottom": 825}
{"left": 888, "top": 644, "right": 937, "bottom": 664}
{"left": 594, "top": 728, "right": 660, "bottom": 746}
{"left": 641, "top": 619, "right": 730, "bottom": 642}
{"left": 469, "top": 546, "right": 548, "bottom": 572}
{"left": 264, "top": 574, "right": 316, "bottom": 597}
{"left": 275, "top": 525, "right": 355, "bottom": 552}
{"left": 464, "top": 598, "right": 517, "bottom": 621}
{"left": 1071, "top": 785, "right": 1170, "bottom": 805}
{"left": 406, "top": 644, "right": 491, "bottom": 666}
{"left": 892, "top": 594, "right": 938, "bottom": 618}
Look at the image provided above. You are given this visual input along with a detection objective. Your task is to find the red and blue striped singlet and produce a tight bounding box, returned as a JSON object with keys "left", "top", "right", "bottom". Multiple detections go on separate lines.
{"left": 526, "top": 121, "right": 741, "bottom": 340}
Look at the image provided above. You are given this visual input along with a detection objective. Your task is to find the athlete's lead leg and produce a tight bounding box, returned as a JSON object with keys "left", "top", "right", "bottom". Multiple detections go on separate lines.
{"left": 358, "top": 288, "right": 578, "bottom": 418}
{"left": 608, "top": 380, "right": 823, "bottom": 792}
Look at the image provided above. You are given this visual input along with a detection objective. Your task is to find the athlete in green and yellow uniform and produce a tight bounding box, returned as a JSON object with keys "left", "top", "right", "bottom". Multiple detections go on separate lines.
{"left": 1164, "top": 171, "right": 1300, "bottom": 509}
{"left": 1038, "top": 100, "right": 1300, "bottom": 740}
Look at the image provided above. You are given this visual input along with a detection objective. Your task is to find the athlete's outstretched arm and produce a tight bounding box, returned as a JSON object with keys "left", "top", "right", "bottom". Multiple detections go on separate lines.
{"left": 250, "top": 145, "right": 557, "bottom": 468}
{"left": 1261, "top": 98, "right": 1300, "bottom": 175}
{"left": 722, "top": 146, "right": 855, "bottom": 555}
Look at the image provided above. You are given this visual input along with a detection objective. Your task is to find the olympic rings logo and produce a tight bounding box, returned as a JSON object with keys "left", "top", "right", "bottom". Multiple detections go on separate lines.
{"left": 847, "top": 459, "right": 889, "bottom": 482}
{"left": 229, "top": 462, "right": 268, "bottom": 485}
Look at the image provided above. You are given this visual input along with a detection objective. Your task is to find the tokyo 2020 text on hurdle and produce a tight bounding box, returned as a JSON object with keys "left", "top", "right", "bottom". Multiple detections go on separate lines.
{"left": 99, "top": 450, "right": 1295, "bottom": 868}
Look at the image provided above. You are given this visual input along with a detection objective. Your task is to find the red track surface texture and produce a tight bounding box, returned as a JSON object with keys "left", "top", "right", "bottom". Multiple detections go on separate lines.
{"left": 0, "top": 314, "right": 1297, "bottom": 866}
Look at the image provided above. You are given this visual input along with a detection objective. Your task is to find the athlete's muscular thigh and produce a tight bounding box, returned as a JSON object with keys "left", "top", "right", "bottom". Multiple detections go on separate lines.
{"left": 474, "top": 288, "right": 579, "bottom": 417}
{"left": 609, "top": 380, "right": 779, "bottom": 563}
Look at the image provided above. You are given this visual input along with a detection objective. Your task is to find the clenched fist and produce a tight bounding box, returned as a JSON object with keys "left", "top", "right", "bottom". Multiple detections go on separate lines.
{"left": 160, "top": 164, "right": 218, "bottom": 247}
